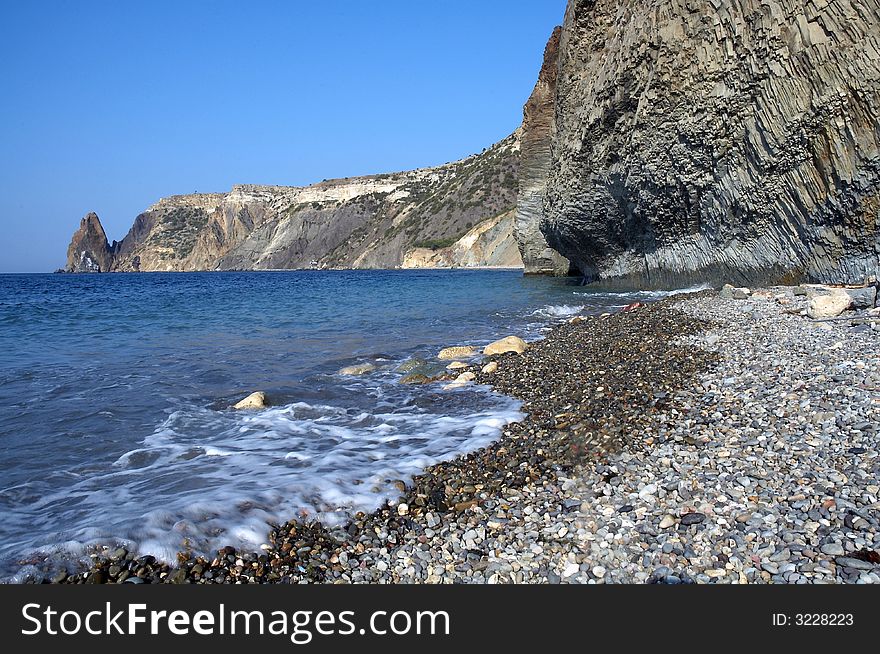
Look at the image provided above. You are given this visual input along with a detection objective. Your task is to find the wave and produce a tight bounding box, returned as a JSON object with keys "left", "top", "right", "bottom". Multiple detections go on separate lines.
{"left": 4, "top": 387, "right": 522, "bottom": 579}
{"left": 531, "top": 304, "right": 585, "bottom": 319}
{"left": 574, "top": 283, "right": 712, "bottom": 305}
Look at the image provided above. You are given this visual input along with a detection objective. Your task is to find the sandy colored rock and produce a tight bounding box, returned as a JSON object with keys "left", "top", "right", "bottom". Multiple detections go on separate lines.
{"left": 483, "top": 336, "right": 528, "bottom": 356}
{"left": 401, "top": 209, "right": 524, "bottom": 270}
{"left": 437, "top": 346, "right": 477, "bottom": 360}
{"left": 233, "top": 391, "right": 268, "bottom": 410}
{"left": 807, "top": 292, "right": 852, "bottom": 319}
{"left": 338, "top": 363, "right": 376, "bottom": 376}
{"left": 481, "top": 361, "right": 499, "bottom": 374}
{"left": 443, "top": 372, "right": 476, "bottom": 391}
{"left": 659, "top": 515, "right": 677, "bottom": 529}
{"left": 446, "top": 361, "right": 469, "bottom": 370}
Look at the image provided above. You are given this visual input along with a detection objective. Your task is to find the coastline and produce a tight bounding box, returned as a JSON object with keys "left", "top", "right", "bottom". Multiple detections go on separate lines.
{"left": 49, "top": 266, "right": 528, "bottom": 274}
{"left": 45, "top": 286, "right": 880, "bottom": 584}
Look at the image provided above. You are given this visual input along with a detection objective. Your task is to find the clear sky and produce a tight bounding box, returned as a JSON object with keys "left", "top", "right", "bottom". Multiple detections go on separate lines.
{"left": 0, "top": 0, "right": 567, "bottom": 272}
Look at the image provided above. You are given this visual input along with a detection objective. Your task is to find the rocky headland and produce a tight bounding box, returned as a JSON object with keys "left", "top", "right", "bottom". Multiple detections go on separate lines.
{"left": 64, "top": 133, "right": 522, "bottom": 273}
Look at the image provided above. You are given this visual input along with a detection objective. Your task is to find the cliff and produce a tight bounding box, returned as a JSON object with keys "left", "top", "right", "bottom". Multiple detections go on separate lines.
{"left": 401, "top": 209, "right": 523, "bottom": 269}
{"left": 66, "top": 133, "right": 521, "bottom": 272}
{"left": 515, "top": 26, "right": 573, "bottom": 276}
{"left": 539, "top": 0, "right": 880, "bottom": 287}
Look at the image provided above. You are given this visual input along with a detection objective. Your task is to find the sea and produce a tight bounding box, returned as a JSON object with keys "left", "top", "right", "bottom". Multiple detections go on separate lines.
{"left": 0, "top": 269, "right": 687, "bottom": 580}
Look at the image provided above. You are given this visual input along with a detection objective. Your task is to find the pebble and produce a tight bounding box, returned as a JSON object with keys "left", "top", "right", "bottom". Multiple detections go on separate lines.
{"left": 836, "top": 557, "right": 875, "bottom": 571}
{"left": 821, "top": 543, "right": 845, "bottom": 556}
{"left": 680, "top": 513, "right": 706, "bottom": 526}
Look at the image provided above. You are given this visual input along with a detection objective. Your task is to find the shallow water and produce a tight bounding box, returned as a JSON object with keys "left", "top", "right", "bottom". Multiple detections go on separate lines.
{"left": 0, "top": 269, "right": 655, "bottom": 579}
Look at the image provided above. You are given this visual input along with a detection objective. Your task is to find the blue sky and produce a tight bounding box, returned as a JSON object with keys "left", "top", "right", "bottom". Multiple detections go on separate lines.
{"left": 0, "top": 0, "right": 566, "bottom": 272}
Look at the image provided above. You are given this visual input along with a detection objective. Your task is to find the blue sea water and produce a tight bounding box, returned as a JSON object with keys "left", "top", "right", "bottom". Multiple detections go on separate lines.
{"left": 0, "top": 269, "right": 673, "bottom": 579}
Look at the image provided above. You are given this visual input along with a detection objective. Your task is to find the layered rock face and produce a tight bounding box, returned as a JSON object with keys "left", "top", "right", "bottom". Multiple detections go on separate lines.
{"left": 64, "top": 134, "right": 520, "bottom": 273}
{"left": 401, "top": 209, "right": 523, "bottom": 269}
{"left": 516, "top": 26, "right": 573, "bottom": 276}
{"left": 65, "top": 213, "right": 115, "bottom": 272}
{"left": 542, "top": 0, "right": 880, "bottom": 287}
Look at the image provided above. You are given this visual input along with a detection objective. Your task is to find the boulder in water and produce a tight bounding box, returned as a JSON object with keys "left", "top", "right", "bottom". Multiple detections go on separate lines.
{"left": 401, "top": 373, "right": 434, "bottom": 385}
{"left": 437, "top": 346, "right": 477, "bottom": 360}
{"left": 233, "top": 391, "right": 268, "bottom": 410}
{"left": 396, "top": 358, "right": 427, "bottom": 373}
{"left": 338, "top": 363, "right": 376, "bottom": 376}
{"left": 443, "top": 371, "right": 476, "bottom": 390}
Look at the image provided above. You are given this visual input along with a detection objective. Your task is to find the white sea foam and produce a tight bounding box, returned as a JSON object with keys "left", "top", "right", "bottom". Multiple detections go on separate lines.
{"left": 531, "top": 304, "right": 585, "bottom": 319}
{"left": 4, "top": 387, "right": 522, "bottom": 577}
{"left": 574, "top": 283, "right": 712, "bottom": 306}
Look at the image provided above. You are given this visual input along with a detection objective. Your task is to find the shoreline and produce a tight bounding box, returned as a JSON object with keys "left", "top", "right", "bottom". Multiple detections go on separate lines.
{"left": 43, "top": 286, "right": 880, "bottom": 583}
{"left": 44, "top": 266, "right": 528, "bottom": 275}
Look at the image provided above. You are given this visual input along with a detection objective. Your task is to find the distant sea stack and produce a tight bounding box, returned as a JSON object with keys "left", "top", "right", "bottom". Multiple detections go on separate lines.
{"left": 536, "top": 0, "right": 880, "bottom": 287}
{"left": 64, "top": 134, "right": 523, "bottom": 272}
{"left": 65, "top": 212, "right": 115, "bottom": 272}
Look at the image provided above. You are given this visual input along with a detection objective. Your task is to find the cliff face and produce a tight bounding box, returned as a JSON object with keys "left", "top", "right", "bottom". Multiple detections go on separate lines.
{"left": 67, "top": 134, "right": 521, "bottom": 272}
{"left": 515, "top": 26, "right": 573, "bottom": 276}
{"left": 65, "top": 213, "right": 115, "bottom": 272}
{"left": 541, "top": 0, "right": 880, "bottom": 287}
{"left": 402, "top": 209, "right": 523, "bottom": 269}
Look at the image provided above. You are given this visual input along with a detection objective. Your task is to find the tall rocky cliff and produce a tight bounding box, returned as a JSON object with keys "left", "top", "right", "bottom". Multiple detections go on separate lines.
{"left": 65, "top": 134, "right": 522, "bottom": 272}
{"left": 515, "top": 26, "right": 573, "bottom": 276}
{"left": 539, "top": 0, "right": 880, "bottom": 286}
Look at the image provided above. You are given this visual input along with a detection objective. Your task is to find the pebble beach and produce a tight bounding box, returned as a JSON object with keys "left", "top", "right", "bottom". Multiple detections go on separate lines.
{"left": 52, "top": 286, "right": 880, "bottom": 584}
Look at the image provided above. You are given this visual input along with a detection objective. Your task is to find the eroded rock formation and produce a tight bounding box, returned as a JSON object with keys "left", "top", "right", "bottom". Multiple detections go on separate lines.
{"left": 541, "top": 0, "right": 880, "bottom": 287}
{"left": 65, "top": 213, "right": 115, "bottom": 272}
